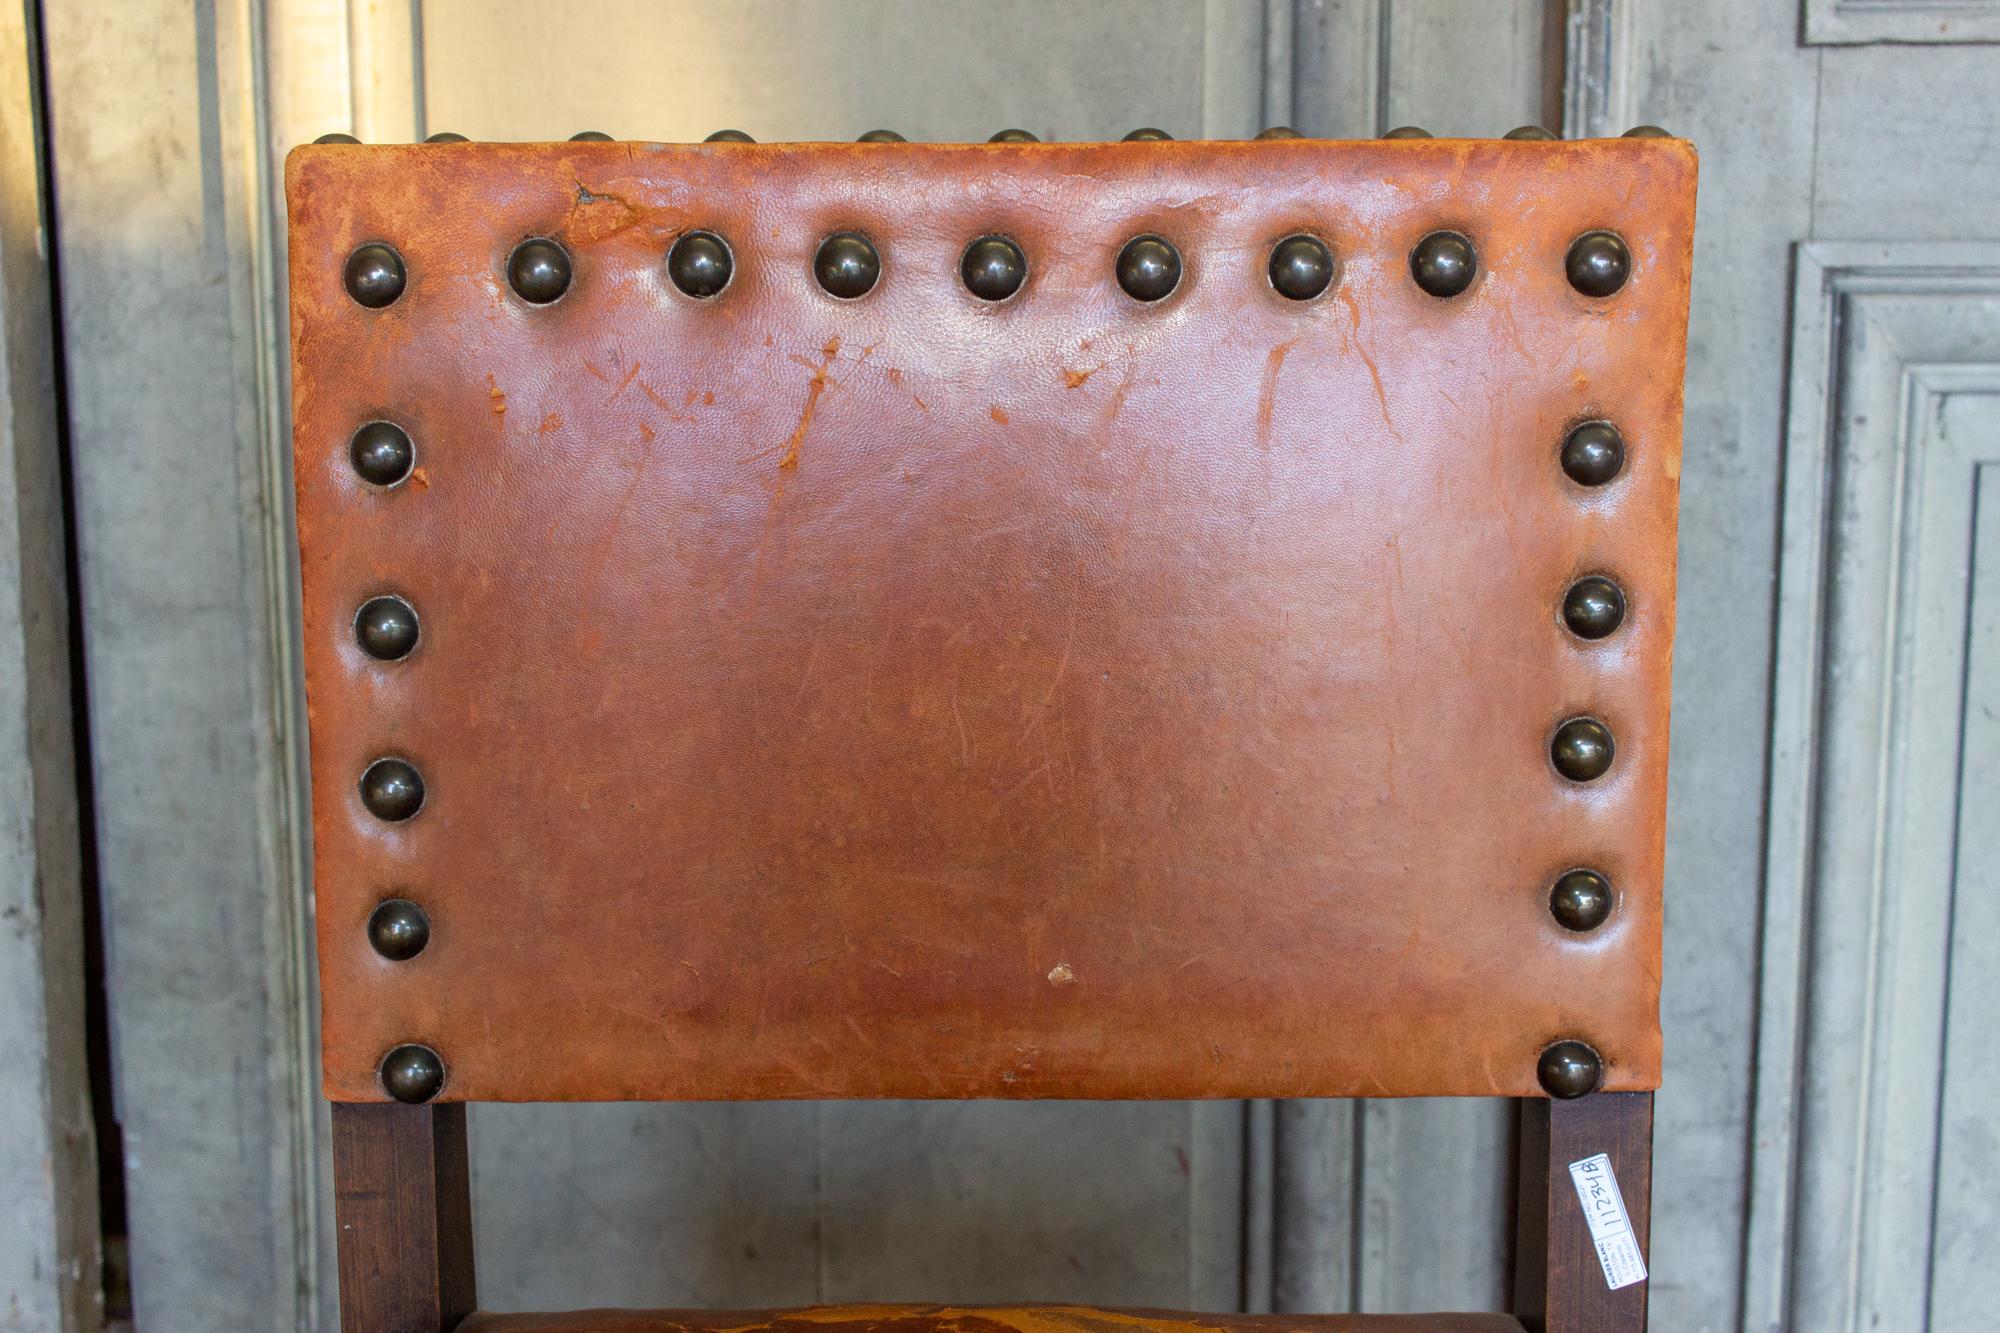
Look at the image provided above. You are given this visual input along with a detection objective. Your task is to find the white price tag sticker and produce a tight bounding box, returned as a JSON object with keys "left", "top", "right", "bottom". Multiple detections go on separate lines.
{"left": 1567, "top": 1153, "right": 1648, "bottom": 1291}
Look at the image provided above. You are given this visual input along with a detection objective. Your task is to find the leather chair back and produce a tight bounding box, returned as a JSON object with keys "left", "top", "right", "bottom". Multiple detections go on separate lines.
{"left": 287, "top": 137, "right": 1696, "bottom": 1105}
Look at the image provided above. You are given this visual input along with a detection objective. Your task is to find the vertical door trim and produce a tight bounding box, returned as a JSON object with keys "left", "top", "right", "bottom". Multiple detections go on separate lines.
{"left": 1747, "top": 241, "right": 2000, "bottom": 1333}
{"left": 1562, "top": 0, "right": 1635, "bottom": 139}
{"left": 0, "top": 0, "right": 100, "bottom": 1326}
{"left": 43, "top": 0, "right": 324, "bottom": 1323}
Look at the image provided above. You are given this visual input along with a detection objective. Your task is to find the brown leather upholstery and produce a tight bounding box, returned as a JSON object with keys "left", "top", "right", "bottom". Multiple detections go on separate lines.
{"left": 288, "top": 138, "right": 1695, "bottom": 1103}
{"left": 453, "top": 1305, "right": 1525, "bottom": 1333}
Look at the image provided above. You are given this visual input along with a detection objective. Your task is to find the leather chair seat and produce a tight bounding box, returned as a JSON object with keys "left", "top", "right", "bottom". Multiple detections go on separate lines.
{"left": 455, "top": 1304, "right": 1526, "bottom": 1333}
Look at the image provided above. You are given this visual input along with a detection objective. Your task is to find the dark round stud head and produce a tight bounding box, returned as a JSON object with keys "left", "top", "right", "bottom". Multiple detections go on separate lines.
{"left": 1409, "top": 230, "right": 1476, "bottom": 298}
{"left": 360, "top": 758, "right": 425, "bottom": 821}
{"left": 1566, "top": 230, "right": 1631, "bottom": 298}
{"left": 1123, "top": 127, "right": 1172, "bottom": 141}
{"left": 1537, "top": 1040, "right": 1602, "bottom": 1099}
{"left": 960, "top": 236, "right": 1027, "bottom": 302}
{"left": 813, "top": 232, "right": 881, "bottom": 299}
{"left": 1383, "top": 125, "right": 1432, "bottom": 139}
{"left": 667, "top": 231, "right": 733, "bottom": 299}
{"left": 506, "top": 238, "right": 572, "bottom": 304}
{"left": 857, "top": 129, "right": 905, "bottom": 143}
{"left": 314, "top": 132, "right": 360, "bottom": 145}
{"left": 989, "top": 128, "right": 1039, "bottom": 143}
{"left": 704, "top": 129, "right": 754, "bottom": 143}
{"left": 367, "top": 899, "right": 431, "bottom": 961}
{"left": 1269, "top": 234, "right": 1334, "bottom": 301}
{"left": 1560, "top": 420, "right": 1626, "bottom": 487}
{"left": 355, "top": 595, "right": 420, "bottom": 660}
{"left": 1504, "top": 125, "right": 1557, "bottom": 141}
{"left": 1552, "top": 717, "right": 1615, "bottom": 782}
{"left": 380, "top": 1044, "right": 445, "bottom": 1103}
{"left": 1624, "top": 124, "right": 1672, "bottom": 138}
{"left": 1256, "top": 126, "right": 1302, "bottom": 140}
{"left": 343, "top": 243, "right": 406, "bottom": 308}
{"left": 1116, "top": 234, "right": 1181, "bottom": 302}
{"left": 1562, "top": 576, "right": 1626, "bottom": 640}
{"left": 424, "top": 131, "right": 468, "bottom": 143}
{"left": 349, "top": 421, "right": 414, "bottom": 487}
{"left": 570, "top": 130, "right": 614, "bottom": 142}
{"left": 1550, "top": 870, "right": 1613, "bottom": 933}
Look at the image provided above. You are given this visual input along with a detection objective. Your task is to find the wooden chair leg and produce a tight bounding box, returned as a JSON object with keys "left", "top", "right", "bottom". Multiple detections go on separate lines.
{"left": 1512, "top": 1091, "right": 1653, "bottom": 1333}
{"left": 332, "top": 1102, "right": 477, "bottom": 1332}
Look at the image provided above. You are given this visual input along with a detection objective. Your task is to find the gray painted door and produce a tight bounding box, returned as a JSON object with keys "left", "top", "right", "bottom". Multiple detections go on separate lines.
{"left": 22, "top": 0, "right": 2000, "bottom": 1329}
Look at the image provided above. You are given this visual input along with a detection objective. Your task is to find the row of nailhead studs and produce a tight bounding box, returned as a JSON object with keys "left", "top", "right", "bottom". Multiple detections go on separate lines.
{"left": 367, "top": 1037, "right": 1610, "bottom": 1103}
{"left": 342, "top": 227, "right": 1632, "bottom": 309}
{"left": 316, "top": 125, "right": 1675, "bottom": 146}
{"left": 333, "top": 113, "right": 1645, "bottom": 1095}
{"left": 1536, "top": 357, "right": 1636, "bottom": 1095}
{"left": 342, "top": 412, "right": 1637, "bottom": 1105}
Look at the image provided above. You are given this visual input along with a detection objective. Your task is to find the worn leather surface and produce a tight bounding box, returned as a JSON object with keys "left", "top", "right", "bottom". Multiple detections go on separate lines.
{"left": 288, "top": 139, "right": 1695, "bottom": 1102}
{"left": 453, "top": 1304, "right": 1525, "bottom": 1333}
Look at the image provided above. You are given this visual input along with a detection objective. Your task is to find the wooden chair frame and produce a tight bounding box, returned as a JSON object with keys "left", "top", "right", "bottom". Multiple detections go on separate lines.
{"left": 330, "top": 1092, "right": 1651, "bottom": 1333}
{"left": 293, "top": 134, "right": 1690, "bottom": 1333}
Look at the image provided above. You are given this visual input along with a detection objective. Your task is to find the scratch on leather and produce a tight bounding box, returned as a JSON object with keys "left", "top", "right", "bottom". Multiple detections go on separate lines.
{"left": 1103, "top": 357, "right": 1140, "bottom": 425}
{"left": 1336, "top": 287, "right": 1402, "bottom": 442}
{"left": 1255, "top": 340, "right": 1296, "bottom": 451}
{"left": 779, "top": 337, "right": 840, "bottom": 470}
{"left": 606, "top": 359, "right": 640, "bottom": 402}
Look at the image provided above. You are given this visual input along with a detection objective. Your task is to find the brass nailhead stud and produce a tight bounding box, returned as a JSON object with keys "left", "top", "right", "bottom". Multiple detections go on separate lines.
{"left": 343, "top": 243, "right": 406, "bottom": 308}
{"left": 1504, "top": 125, "right": 1557, "bottom": 141}
{"left": 1550, "top": 870, "right": 1613, "bottom": 932}
{"left": 1566, "top": 230, "right": 1631, "bottom": 297}
{"left": 314, "top": 132, "right": 360, "bottom": 145}
{"left": 857, "top": 129, "right": 906, "bottom": 143}
{"left": 424, "top": 131, "right": 468, "bottom": 143}
{"left": 1256, "top": 126, "right": 1303, "bottom": 140}
{"left": 1562, "top": 576, "right": 1626, "bottom": 640}
{"left": 989, "top": 128, "right": 1039, "bottom": 143}
{"left": 360, "top": 758, "right": 425, "bottom": 821}
{"left": 355, "top": 595, "right": 419, "bottom": 660}
{"left": 1269, "top": 234, "right": 1334, "bottom": 301}
{"left": 1116, "top": 235, "right": 1181, "bottom": 302}
{"left": 961, "top": 236, "right": 1027, "bottom": 302}
{"left": 570, "top": 131, "right": 613, "bottom": 142}
{"left": 1560, "top": 421, "right": 1625, "bottom": 487}
{"left": 380, "top": 1043, "right": 445, "bottom": 1103}
{"left": 507, "top": 238, "right": 572, "bottom": 304}
{"left": 1123, "top": 128, "right": 1172, "bottom": 141}
{"left": 1410, "top": 230, "right": 1476, "bottom": 298}
{"left": 1624, "top": 125, "right": 1672, "bottom": 138}
{"left": 1383, "top": 125, "right": 1433, "bottom": 139}
{"left": 1537, "top": 1040, "right": 1603, "bottom": 1099}
{"left": 349, "top": 421, "right": 414, "bottom": 487}
{"left": 1551, "top": 717, "right": 1615, "bottom": 782}
{"left": 667, "top": 231, "right": 733, "bottom": 298}
{"left": 814, "top": 232, "right": 881, "bottom": 299}
{"left": 705, "top": 129, "right": 754, "bottom": 143}
{"left": 368, "top": 899, "right": 431, "bottom": 961}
